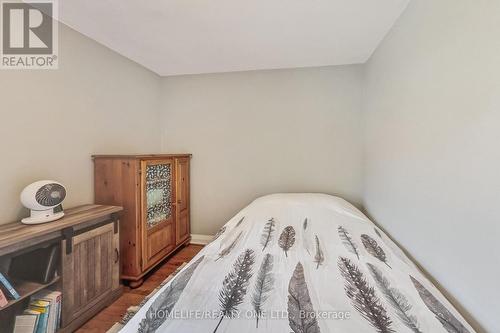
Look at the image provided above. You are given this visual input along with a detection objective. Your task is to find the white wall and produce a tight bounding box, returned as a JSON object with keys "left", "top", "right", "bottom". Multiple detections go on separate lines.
{"left": 0, "top": 23, "right": 161, "bottom": 224}
{"left": 160, "top": 66, "right": 364, "bottom": 235}
{"left": 363, "top": 1, "right": 500, "bottom": 332}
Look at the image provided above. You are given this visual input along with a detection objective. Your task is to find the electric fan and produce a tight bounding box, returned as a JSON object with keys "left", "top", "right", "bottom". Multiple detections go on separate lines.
{"left": 20, "top": 180, "right": 66, "bottom": 225}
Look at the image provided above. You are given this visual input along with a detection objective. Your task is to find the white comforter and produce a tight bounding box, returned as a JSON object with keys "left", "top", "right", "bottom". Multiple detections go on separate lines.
{"left": 121, "top": 193, "right": 475, "bottom": 333}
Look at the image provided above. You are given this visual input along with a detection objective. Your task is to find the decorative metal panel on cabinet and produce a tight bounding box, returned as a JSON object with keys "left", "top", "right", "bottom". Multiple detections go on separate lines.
{"left": 93, "top": 154, "right": 192, "bottom": 288}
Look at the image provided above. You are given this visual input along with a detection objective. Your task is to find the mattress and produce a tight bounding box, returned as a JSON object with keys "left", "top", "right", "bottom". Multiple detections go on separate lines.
{"left": 120, "top": 193, "right": 475, "bottom": 333}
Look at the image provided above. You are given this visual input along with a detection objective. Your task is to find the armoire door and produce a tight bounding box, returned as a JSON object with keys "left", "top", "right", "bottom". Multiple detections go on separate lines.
{"left": 141, "top": 159, "right": 176, "bottom": 270}
{"left": 61, "top": 222, "right": 120, "bottom": 326}
{"left": 175, "top": 158, "right": 190, "bottom": 245}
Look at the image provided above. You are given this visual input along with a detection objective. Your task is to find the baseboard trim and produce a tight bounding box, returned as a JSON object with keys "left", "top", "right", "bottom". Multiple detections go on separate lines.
{"left": 190, "top": 234, "right": 213, "bottom": 245}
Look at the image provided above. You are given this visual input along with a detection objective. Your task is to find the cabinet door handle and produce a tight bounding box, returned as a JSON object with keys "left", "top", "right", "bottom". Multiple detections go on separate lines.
{"left": 114, "top": 248, "right": 120, "bottom": 264}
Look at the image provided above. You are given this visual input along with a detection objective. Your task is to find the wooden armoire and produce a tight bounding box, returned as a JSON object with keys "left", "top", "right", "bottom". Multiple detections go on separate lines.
{"left": 93, "top": 154, "right": 191, "bottom": 287}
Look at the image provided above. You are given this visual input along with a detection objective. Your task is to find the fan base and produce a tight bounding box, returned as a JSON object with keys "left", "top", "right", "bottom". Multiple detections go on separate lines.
{"left": 21, "top": 211, "right": 65, "bottom": 225}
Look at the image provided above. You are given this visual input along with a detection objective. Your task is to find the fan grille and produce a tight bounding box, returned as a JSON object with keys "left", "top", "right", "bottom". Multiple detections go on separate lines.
{"left": 35, "top": 183, "right": 66, "bottom": 207}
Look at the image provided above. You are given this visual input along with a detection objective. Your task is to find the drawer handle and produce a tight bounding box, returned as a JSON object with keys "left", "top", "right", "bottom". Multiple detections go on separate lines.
{"left": 114, "top": 248, "right": 120, "bottom": 264}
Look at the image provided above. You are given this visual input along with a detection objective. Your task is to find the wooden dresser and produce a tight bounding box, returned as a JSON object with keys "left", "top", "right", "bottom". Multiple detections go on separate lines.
{"left": 0, "top": 205, "right": 123, "bottom": 332}
{"left": 93, "top": 154, "right": 191, "bottom": 288}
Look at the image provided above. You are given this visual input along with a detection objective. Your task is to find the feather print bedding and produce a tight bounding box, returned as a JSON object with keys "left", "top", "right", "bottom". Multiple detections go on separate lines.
{"left": 120, "top": 193, "right": 475, "bottom": 333}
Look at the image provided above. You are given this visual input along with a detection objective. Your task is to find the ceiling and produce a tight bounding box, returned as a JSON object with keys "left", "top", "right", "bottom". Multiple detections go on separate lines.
{"left": 59, "top": 0, "right": 409, "bottom": 76}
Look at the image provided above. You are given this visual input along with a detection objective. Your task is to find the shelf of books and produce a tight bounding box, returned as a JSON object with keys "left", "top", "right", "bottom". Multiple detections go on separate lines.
{"left": 0, "top": 275, "right": 60, "bottom": 311}
{"left": 0, "top": 242, "right": 62, "bottom": 333}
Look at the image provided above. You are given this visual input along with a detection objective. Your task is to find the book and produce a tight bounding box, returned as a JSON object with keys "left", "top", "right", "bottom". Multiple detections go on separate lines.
{"left": 28, "top": 300, "right": 50, "bottom": 333}
{"left": 13, "top": 314, "right": 39, "bottom": 333}
{"left": 23, "top": 309, "right": 41, "bottom": 330}
{"left": 0, "top": 288, "right": 8, "bottom": 307}
{"left": 32, "top": 290, "right": 62, "bottom": 332}
{"left": 0, "top": 272, "right": 20, "bottom": 300}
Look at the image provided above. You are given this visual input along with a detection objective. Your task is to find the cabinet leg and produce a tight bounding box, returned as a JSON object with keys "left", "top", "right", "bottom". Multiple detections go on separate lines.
{"left": 129, "top": 278, "right": 144, "bottom": 289}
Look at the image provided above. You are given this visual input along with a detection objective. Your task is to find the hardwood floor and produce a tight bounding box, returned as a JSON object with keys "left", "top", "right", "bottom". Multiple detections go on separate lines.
{"left": 76, "top": 244, "right": 204, "bottom": 333}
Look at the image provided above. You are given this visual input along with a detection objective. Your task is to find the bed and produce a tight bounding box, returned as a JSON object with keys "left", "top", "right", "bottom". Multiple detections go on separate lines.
{"left": 119, "top": 193, "right": 475, "bottom": 333}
